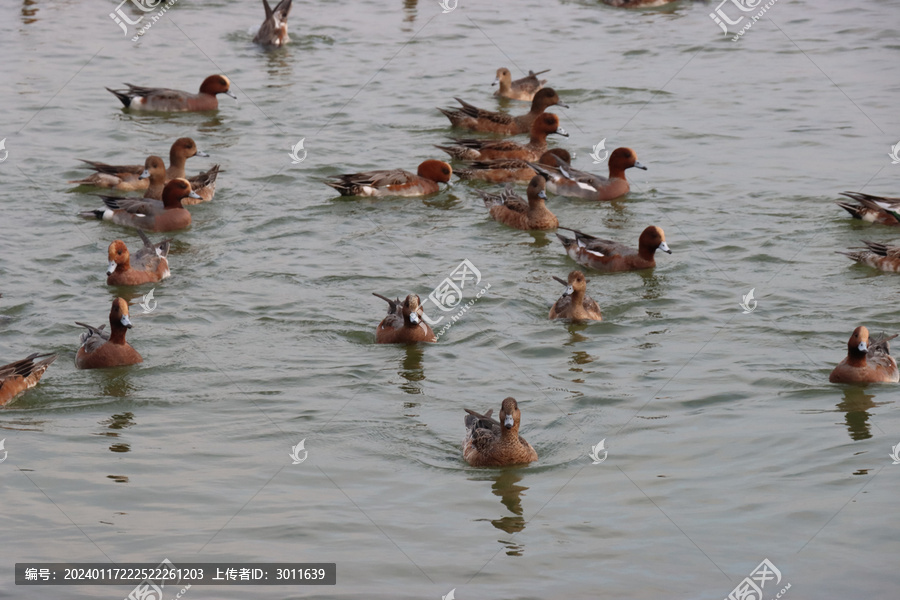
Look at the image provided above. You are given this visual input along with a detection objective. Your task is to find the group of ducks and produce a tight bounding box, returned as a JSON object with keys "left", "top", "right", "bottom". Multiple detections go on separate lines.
{"left": 323, "top": 68, "right": 672, "bottom": 465}
{"left": 2, "top": 0, "right": 897, "bottom": 470}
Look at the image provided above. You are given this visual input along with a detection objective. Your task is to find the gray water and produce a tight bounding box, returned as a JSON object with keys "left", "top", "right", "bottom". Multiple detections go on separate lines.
{"left": 2, "top": 0, "right": 899, "bottom": 598}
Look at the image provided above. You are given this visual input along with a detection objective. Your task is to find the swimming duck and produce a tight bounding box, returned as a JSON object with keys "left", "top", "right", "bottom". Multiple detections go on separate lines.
{"left": 107, "top": 75, "right": 237, "bottom": 112}
{"left": 557, "top": 225, "right": 670, "bottom": 272}
{"left": 530, "top": 147, "right": 646, "bottom": 201}
{"left": 837, "top": 240, "right": 900, "bottom": 273}
{"left": 325, "top": 160, "right": 452, "bottom": 197}
{"left": 479, "top": 175, "right": 558, "bottom": 231}
{"left": 106, "top": 230, "right": 171, "bottom": 286}
{"left": 492, "top": 68, "right": 549, "bottom": 101}
{"left": 373, "top": 293, "right": 437, "bottom": 343}
{"left": 80, "top": 178, "right": 199, "bottom": 232}
{"left": 829, "top": 326, "right": 899, "bottom": 384}
{"left": 836, "top": 192, "right": 900, "bottom": 226}
{"left": 463, "top": 397, "right": 538, "bottom": 467}
{"left": 0, "top": 353, "right": 57, "bottom": 407}
{"left": 75, "top": 298, "right": 143, "bottom": 369}
{"left": 548, "top": 271, "right": 603, "bottom": 321}
{"left": 436, "top": 113, "right": 567, "bottom": 161}
{"left": 69, "top": 138, "right": 209, "bottom": 191}
{"left": 254, "top": 0, "right": 292, "bottom": 48}
{"left": 439, "top": 88, "right": 567, "bottom": 135}
{"left": 456, "top": 149, "right": 571, "bottom": 184}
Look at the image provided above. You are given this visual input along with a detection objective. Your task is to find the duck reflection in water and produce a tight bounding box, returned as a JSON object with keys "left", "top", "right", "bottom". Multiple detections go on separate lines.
{"left": 397, "top": 344, "right": 425, "bottom": 395}
{"left": 403, "top": 0, "right": 417, "bottom": 25}
{"left": 22, "top": 0, "right": 38, "bottom": 24}
{"left": 471, "top": 470, "right": 528, "bottom": 555}
{"left": 836, "top": 387, "right": 889, "bottom": 441}
{"left": 97, "top": 412, "right": 135, "bottom": 453}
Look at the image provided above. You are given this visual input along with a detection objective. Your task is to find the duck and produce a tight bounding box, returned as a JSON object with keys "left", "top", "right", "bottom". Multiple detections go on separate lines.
{"left": 439, "top": 88, "right": 568, "bottom": 135}
{"left": 455, "top": 149, "right": 571, "bottom": 184}
{"left": 180, "top": 164, "right": 221, "bottom": 204}
{"left": 87, "top": 156, "right": 166, "bottom": 210}
{"left": 436, "top": 113, "right": 568, "bottom": 161}
{"left": 253, "top": 0, "right": 292, "bottom": 48}
{"left": 69, "top": 138, "right": 210, "bottom": 191}
{"left": 80, "top": 178, "right": 199, "bottom": 232}
{"left": 836, "top": 192, "right": 900, "bottom": 226}
{"left": 479, "top": 174, "right": 558, "bottom": 231}
{"left": 529, "top": 147, "right": 646, "bottom": 200}
{"left": 107, "top": 75, "right": 237, "bottom": 112}
{"left": 0, "top": 353, "right": 58, "bottom": 407}
{"left": 557, "top": 225, "right": 670, "bottom": 272}
{"left": 548, "top": 271, "right": 603, "bottom": 321}
{"left": 325, "top": 160, "right": 452, "bottom": 197}
{"left": 463, "top": 397, "right": 538, "bottom": 467}
{"left": 829, "top": 326, "right": 899, "bottom": 384}
{"left": 75, "top": 298, "right": 143, "bottom": 369}
{"left": 106, "top": 230, "right": 171, "bottom": 286}
{"left": 492, "top": 68, "right": 549, "bottom": 101}
{"left": 93, "top": 160, "right": 218, "bottom": 209}
{"left": 837, "top": 240, "right": 900, "bottom": 273}
{"left": 373, "top": 293, "right": 436, "bottom": 343}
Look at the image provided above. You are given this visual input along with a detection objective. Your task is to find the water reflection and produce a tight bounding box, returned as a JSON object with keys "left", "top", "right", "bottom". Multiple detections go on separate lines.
{"left": 639, "top": 270, "right": 663, "bottom": 300}
{"left": 835, "top": 387, "right": 890, "bottom": 441}
{"left": 472, "top": 470, "right": 529, "bottom": 555}
{"left": 528, "top": 231, "right": 553, "bottom": 249}
{"left": 396, "top": 345, "right": 425, "bottom": 394}
{"left": 97, "top": 373, "right": 140, "bottom": 398}
{"left": 96, "top": 412, "right": 135, "bottom": 453}
{"left": 264, "top": 47, "right": 293, "bottom": 79}
{"left": 402, "top": 0, "right": 417, "bottom": 27}
{"left": 22, "top": 0, "right": 38, "bottom": 24}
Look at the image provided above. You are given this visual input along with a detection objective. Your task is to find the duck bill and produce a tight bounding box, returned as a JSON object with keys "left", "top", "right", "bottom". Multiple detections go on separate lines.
{"left": 409, "top": 312, "right": 420, "bottom": 324}
{"left": 503, "top": 414, "right": 514, "bottom": 429}
{"left": 634, "top": 161, "right": 648, "bottom": 170}
{"left": 195, "top": 150, "right": 210, "bottom": 157}
{"left": 225, "top": 90, "right": 238, "bottom": 100}
{"left": 858, "top": 341, "right": 868, "bottom": 353}
{"left": 120, "top": 315, "right": 133, "bottom": 328}
{"left": 556, "top": 100, "right": 570, "bottom": 109}
{"left": 552, "top": 127, "right": 569, "bottom": 138}
{"left": 658, "top": 241, "right": 671, "bottom": 254}
{"left": 563, "top": 285, "right": 574, "bottom": 297}
{"left": 538, "top": 190, "right": 547, "bottom": 200}
{"left": 107, "top": 261, "right": 117, "bottom": 275}
{"left": 139, "top": 169, "right": 150, "bottom": 180}
{"left": 188, "top": 190, "right": 202, "bottom": 199}
{"left": 491, "top": 78, "right": 499, "bottom": 87}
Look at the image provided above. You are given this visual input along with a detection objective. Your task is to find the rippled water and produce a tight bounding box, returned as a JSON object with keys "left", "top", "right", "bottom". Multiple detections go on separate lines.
{"left": 2, "top": 0, "right": 899, "bottom": 598}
